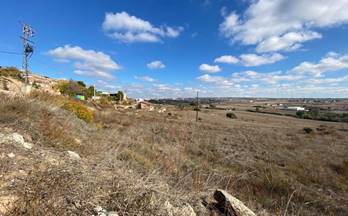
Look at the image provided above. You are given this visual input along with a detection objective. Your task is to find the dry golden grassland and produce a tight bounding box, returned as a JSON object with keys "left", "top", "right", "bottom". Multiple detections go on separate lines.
{"left": 1, "top": 93, "right": 348, "bottom": 215}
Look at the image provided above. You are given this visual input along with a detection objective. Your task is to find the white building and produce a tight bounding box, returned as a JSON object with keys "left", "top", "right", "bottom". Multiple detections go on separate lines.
{"left": 286, "top": 106, "right": 306, "bottom": 111}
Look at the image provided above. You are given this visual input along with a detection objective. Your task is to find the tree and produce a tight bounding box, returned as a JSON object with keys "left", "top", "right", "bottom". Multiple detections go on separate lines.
{"left": 111, "top": 91, "right": 125, "bottom": 102}
{"left": 77, "top": 81, "right": 86, "bottom": 87}
{"left": 86, "top": 86, "right": 95, "bottom": 98}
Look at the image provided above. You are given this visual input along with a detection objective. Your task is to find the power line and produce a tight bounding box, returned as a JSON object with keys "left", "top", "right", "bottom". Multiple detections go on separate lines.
{"left": 0, "top": 50, "right": 21, "bottom": 55}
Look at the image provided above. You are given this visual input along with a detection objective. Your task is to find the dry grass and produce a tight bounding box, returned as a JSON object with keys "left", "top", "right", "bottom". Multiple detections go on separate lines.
{"left": 1, "top": 94, "right": 348, "bottom": 215}
{"left": 95, "top": 108, "right": 348, "bottom": 215}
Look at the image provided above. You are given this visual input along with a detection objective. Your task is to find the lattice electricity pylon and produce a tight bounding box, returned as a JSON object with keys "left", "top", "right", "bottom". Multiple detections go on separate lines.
{"left": 21, "top": 23, "right": 35, "bottom": 85}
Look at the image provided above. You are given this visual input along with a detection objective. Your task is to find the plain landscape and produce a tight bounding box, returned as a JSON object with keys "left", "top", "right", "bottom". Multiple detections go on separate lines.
{"left": 1, "top": 67, "right": 348, "bottom": 215}
{"left": 2, "top": 1, "right": 348, "bottom": 215}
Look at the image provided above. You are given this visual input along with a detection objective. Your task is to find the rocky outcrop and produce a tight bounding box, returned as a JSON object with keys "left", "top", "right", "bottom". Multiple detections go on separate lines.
{"left": 213, "top": 190, "right": 256, "bottom": 216}
{"left": 164, "top": 201, "right": 196, "bottom": 216}
{"left": 93, "top": 206, "right": 118, "bottom": 216}
{"left": 0, "top": 132, "right": 33, "bottom": 150}
{"left": 67, "top": 150, "right": 81, "bottom": 160}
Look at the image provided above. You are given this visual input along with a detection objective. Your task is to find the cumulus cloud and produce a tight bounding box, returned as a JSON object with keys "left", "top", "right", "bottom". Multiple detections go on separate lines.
{"left": 48, "top": 45, "right": 121, "bottom": 79}
{"left": 196, "top": 53, "right": 348, "bottom": 97}
{"left": 220, "top": 0, "right": 348, "bottom": 52}
{"left": 212, "top": 53, "right": 284, "bottom": 67}
{"left": 197, "top": 74, "right": 226, "bottom": 83}
{"left": 256, "top": 31, "right": 322, "bottom": 53}
{"left": 199, "top": 64, "right": 221, "bottom": 73}
{"left": 214, "top": 55, "right": 239, "bottom": 64}
{"left": 291, "top": 53, "right": 348, "bottom": 77}
{"left": 240, "top": 53, "right": 284, "bottom": 66}
{"left": 135, "top": 75, "right": 157, "bottom": 82}
{"left": 103, "top": 12, "right": 183, "bottom": 43}
{"left": 147, "top": 60, "right": 165, "bottom": 70}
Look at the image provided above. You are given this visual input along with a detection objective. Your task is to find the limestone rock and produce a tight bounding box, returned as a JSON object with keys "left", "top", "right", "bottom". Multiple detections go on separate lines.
{"left": 93, "top": 206, "right": 118, "bottom": 216}
{"left": 213, "top": 189, "right": 256, "bottom": 216}
{"left": 67, "top": 151, "right": 81, "bottom": 160}
{"left": 164, "top": 201, "right": 196, "bottom": 216}
{"left": 0, "top": 132, "right": 33, "bottom": 149}
{"left": 7, "top": 153, "right": 15, "bottom": 158}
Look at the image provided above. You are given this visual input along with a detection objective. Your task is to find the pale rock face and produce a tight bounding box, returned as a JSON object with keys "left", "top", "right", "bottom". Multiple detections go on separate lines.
{"left": 164, "top": 201, "right": 196, "bottom": 216}
{"left": 93, "top": 206, "right": 118, "bottom": 216}
{"left": 67, "top": 151, "right": 81, "bottom": 160}
{"left": 0, "top": 132, "right": 33, "bottom": 150}
{"left": 7, "top": 153, "right": 15, "bottom": 158}
{"left": 11, "top": 133, "right": 25, "bottom": 144}
{"left": 214, "top": 189, "right": 256, "bottom": 216}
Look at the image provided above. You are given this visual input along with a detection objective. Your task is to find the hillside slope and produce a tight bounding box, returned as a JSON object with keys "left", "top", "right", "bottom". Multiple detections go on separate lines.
{"left": 0, "top": 79, "right": 348, "bottom": 215}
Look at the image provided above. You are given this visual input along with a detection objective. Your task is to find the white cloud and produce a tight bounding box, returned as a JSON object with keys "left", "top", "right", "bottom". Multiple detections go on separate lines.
{"left": 292, "top": 53, "right": 348, "bottom": 77}
{"left": 196, "top": 71, "right": 348, "bottom": 97}
{"left": 135, "top": 75, "right": 157, "bottom": 82}
{"left": 48, "top": 45, "right": 120, "bottom": 79}
{"left": 232, "top": 70, "right": 303, "bottom": 84}
{"left": 244, "top": 70, "right": 258, "bottom": 77}
{"left": 240, "top": 53, "right": 284, "bottom": 66}
{"left": 197, "top": 74, "right": 226, "bottom": 83}
{"left": 95, "top": 80, "right": 120, "bottom": 90}
{"left": 199, "top": 64, "right": 221, "bottom": 73}
{"left": 256, "top": 31, "right": 322, "bottom": 53}
{"left": 103, "top": 12, "right": 183, "bottom": 43}
{"left": 197, "top": 74, "right": 236, "bottom": 88}
{"left": 147, "top": 60, "right": 165, "bottom": 70}
{"left": 220, "top": 0, "right": 348, "bottom": 52}
{"left": 214, "top": 55, "right": 239, "bottom": 64}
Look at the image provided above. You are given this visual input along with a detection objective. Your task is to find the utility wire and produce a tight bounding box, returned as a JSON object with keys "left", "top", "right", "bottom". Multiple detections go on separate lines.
{"left": 0, "top": 50, "right": 21, "bottom": 55}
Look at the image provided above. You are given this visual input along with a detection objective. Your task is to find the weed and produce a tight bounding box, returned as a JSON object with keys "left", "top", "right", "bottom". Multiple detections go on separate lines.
{"left": 303, "top": 127, "right": 313, "bottom": 134}
{"left": 226, "top": 112, "right": 237, "bottom": 119}
{"left": 62, "top": 100, "right": 94, "bottom": 123}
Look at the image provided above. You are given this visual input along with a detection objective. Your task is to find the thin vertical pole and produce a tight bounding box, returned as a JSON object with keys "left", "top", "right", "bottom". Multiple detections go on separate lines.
{"left": 22, "top": 29, "right": 29, "bottom": 85}
{"left": 94, "top": 84, "right": 96, "bottom": 97}
{"left": 196, "top": 91, "right": 199, "bottom": 122}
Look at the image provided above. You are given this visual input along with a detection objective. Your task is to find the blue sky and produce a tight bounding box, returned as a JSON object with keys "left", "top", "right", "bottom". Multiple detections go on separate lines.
{"left": 1, "top": 0, "right": 348, "bottom": 98}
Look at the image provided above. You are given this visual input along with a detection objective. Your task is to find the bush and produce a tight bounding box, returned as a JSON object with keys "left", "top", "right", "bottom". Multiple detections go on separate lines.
{"left": 0, "top": 67, "right": 23, "bottom": 81}
{"left": 62, "top": 100, "right": 94, "bottom": 123}
{"left": 226, "top": 112, "right": 237, "bottom": 119}
{"left": 55, "top": 80, "right": 92, "bottom": 98}
{"left": 99, "top": 96, "right": 111, "bottom": 105}
{"left": 297, "top": 110, "right": 348, "bottom": 123}
{"left": 303, "top": 127, "right": 313, "bottom": 134}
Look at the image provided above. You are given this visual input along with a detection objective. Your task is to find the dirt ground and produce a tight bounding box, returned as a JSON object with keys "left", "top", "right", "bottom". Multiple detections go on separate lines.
{"left": 1, "top": 95, "right": 348, "bottom": 215}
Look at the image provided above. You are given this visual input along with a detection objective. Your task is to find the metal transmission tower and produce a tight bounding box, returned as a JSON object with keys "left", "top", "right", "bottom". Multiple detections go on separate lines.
{"left": 21, "top": 23, "right": 35, "bottom": 85}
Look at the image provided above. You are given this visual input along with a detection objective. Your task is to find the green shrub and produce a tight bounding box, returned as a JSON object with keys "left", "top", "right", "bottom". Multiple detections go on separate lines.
{"left": 99, "top": 96, "right": 111, "bottom": 105}
{"left": 0, "top": 67, "right": 23, "bottom": 81}
{"left": 62, "top": 100, "right": 94, "bottom": 123}
{"left": 226, "top": 112, "right": 237, "bottom": 119}
{"left": 297, "top": 110, "right": 348, "bottom": 123}
{"left": 303, "top": 127, "right": 313, "bottom": 134}
{"left": 55, "top": 80, "right": 93, "bottom": 98}
{"left": 32, "top": 81, "right": 40, "bottom": 89}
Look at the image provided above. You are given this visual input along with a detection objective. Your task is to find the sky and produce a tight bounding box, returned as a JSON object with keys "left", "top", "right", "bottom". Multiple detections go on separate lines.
{"left": 0, "top": 0, "right": 348, "bottom": 98}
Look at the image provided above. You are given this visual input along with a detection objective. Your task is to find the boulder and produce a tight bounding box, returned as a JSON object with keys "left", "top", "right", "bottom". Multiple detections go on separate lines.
{"left": 164, "top": 201, "right": 196, "bottom": 216}
{"left": 7, "top": 153, "right": 15, "bottom": 158}
{"left": 213, "top": 190, "right": 256, "bottom": 216}
{"left": 93, "top": 206, "right": 118, "bottom": 216}
{"left": 0, "top": 133, "right": 33, "bottom": 149}
{"left": 67, "top": 151, "right": 81, "bottom": 160}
